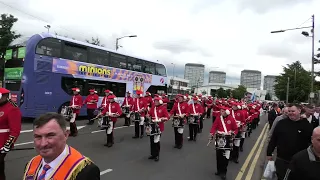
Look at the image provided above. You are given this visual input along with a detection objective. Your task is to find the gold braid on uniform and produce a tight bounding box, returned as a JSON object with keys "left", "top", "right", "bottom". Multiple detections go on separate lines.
{"left": 68, "top": 157, "right": 93, "bottom": 180}
{"left": 7, "top": 98, "right": 18, "bottom": 107}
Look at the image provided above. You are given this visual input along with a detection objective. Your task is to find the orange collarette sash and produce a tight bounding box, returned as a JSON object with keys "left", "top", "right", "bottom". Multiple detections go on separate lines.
{"left": 23, "top": 146, "right": 91, "bottom": 180}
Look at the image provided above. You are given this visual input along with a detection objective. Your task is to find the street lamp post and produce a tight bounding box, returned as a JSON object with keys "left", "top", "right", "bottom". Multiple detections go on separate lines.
{"left": 44, "top": 25, "right": 51, "bottom": 33}
{"left": 271, "top": 15, "right": 315, "bottom": 94}
{"left": 115, "top": 35, "right": 137, "bottom": 51}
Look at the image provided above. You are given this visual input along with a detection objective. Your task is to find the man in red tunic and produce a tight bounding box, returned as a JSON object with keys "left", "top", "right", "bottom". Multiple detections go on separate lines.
{"left": 84, "top": 89, "right": 99, "bottom": 125}
{"left": 210, "top": 106, "right": 238, "bottom": 180}
{"left": 169, "top": 94, "right": 189, "bottom": 149}
{"left": 188, "top": 97, "right": 204, "bottom": 141}
{"left": 0, "top": 88, "right": 21, "bottom": 180}
{"left": 132, "top": 90, "right": 147, "bottom": 139}
{"left": 99, "top": 95, "right": 122, "bottom": 147}
{"left": 69, "top": 88, "right": 82, "bottom": 137}
{"left": 122, "top": 91, "right": 134, "bottom": 126}
{"left": 146, "top": 97, "right": 169, "bottom": 161}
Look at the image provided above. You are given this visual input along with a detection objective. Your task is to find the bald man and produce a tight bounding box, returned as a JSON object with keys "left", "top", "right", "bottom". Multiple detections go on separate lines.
{"left": 268, "top": 107, "right": 288, "bottom": 143}
{"left": 283, "top": 127, "right": 320, "bottom": 180}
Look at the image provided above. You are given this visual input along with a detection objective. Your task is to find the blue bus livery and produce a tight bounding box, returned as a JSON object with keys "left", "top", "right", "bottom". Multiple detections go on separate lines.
{"left": 4, "top": 33, "right": 168, "bottom": 118}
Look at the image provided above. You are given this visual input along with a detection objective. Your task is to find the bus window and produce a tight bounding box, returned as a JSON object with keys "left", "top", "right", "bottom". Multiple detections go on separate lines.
{"left": 61, "top": 77, "right": 86, "bottom": 95}
{"left": 63, "top": 42, "right": 87, "bottom": 62}
{"left": 110, "top": 53, "right": 127, "bottom": 69}
{"left": 127, "top": 57, "right": 136, "bottom": 71}
{"left": 156, "top": 64, "right": 166, "bottom": 76}
{"left": 4, "top": 80, "right": 21, "bottom": 91}
{"left": 88, "top": 48, "right": 109, "bottom": 66}
{"left": 134, "top": 59, "right": 143, "bottom": 72}
{"left": 143, "top": 62, "right": 155, "bottom": 74}
{"left": 36, "top": 38, "right": 61, "bottom": 57}
{"left": 86, "top": 80, "right": 108, "bottom": 96}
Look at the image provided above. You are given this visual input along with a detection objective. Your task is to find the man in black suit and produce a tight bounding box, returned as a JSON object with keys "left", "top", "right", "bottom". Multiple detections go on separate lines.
{"left": 268, "top": 103, "right": 279, "bottom": 130}
{"left": 304, "top": 104, "right": 319, "bottom": 130}
{"left": 23, "top": 112, "right": 100, "bottom": 180}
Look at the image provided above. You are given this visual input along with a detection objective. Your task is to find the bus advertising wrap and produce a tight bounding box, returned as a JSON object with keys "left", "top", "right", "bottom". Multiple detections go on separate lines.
{"left": 52, "top": 58, "right": 152, "bottom": 83}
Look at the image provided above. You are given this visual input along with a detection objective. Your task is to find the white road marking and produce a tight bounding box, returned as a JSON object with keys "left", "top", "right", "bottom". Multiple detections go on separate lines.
{"left": 15, "top": 141, "right": 33, "bottom": 146}
{"left": 100, "top": 169, "right": 113, "bottom": 175}
{"left": 91, "top": 125, "right": 134, "bottom": 133}
{"left": 20, "top": 125, "right": 86, "bottom": 134}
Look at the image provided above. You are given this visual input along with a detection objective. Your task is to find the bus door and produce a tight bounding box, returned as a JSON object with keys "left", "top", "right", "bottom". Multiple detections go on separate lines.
{"left": 33, "top": 72, "right": 54, "bottom": 116}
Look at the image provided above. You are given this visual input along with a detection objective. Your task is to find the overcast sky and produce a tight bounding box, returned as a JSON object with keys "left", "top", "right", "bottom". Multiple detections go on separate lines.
{"left": 1, "top": 0, "right": 319, "bottom": 85}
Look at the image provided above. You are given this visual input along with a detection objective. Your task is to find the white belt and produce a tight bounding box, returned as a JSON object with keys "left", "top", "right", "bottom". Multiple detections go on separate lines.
{"left": 0, "top": 129, "right": 10, "bottom": 133}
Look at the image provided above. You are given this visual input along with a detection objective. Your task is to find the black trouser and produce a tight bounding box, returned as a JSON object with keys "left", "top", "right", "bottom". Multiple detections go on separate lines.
{"left": 275, "top": 157, "right": 290, "bottom": 180}
{"left": 199, "top": 117, "right": 203, "bottom": 132}
{"left": 212, "top": 116, "right": 216, "bottom": 123}
{"left": 231, "top": 134, "right": 241, "bottom": 161}
{"left": 106, "top": 121, "right": 115, "bottom": 145}
{"left": 247, "top": 123, "right": 252, "bottom": 137}
{"left": 87, "top": 109, "right": 95, "bottom": 124}
{"left": 252, "top": 118, "right": 258, "bottom": 129}
{"left": 150, "top": 135, "right": 161, "bottom": 157}
{"left": 0, "top": 154, "right": 6, "bottom": 180}
{"left": 174, "top": 127, "right": 183, "bottom": 146}
{"left": 268, "top": 120, "right": 274, "bottom": 130}
{"left": 206, "top": 107, "right": 212, "bottom": 118}
{"left": 134, "top": 121, "right": 144, "bottom": 137}
{"left": 70, "top": 122, "right": 78, "bottom": 136}
{"left": 216, "top": 149, "right": 229, "bottom": 175}
{"left": 240, "top": 137, "right": 245, "bottom": 149}
{"left": 188, "top": 124, "right": 198, "bottom": 140}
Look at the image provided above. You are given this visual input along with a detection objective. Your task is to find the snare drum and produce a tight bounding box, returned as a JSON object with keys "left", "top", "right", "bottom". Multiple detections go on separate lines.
{"left": 122, "top": 106, "right": 130, "bottom": 114}
{"left": 60, "top": 106, "right": 73, "bottom": 120}
{"left": 172, "top": 117, "right": 183, "bottom": 127}
{"left": 98, "top": 116, "right": 111, "bottom": 128}
{"left": 215, "top": 133, "right": 233, "bottom": 150}
{"left": 134, "top": 112, "right": 141, "bottom": 121}
{"left": 145, "top": 121, "right": 161, "bottom": 136}
{"left": 188, "top": 115, "right": 199, "bottom": 124}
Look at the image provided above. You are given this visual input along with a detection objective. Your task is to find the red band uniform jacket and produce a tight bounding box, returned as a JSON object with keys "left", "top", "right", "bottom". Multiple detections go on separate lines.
{"left": 70, "top": 94, "right": 83, "bottom": 114}
{"left": 210, "top": 115, "right": 238, "bottom": 135}
{"left": 133, "top": 97, "right": 147, "bottom": 117}
{"left": 102, "top": 102, "right": 122, "bottom": 123}
{"left": 148, "top": 105, "right": 169, "bottom": 132}
{"left": 84, "top": 94, "right": 99, "bottom": 109}
{"left": 188, "top": 103, "right": 204, "bottom": 124}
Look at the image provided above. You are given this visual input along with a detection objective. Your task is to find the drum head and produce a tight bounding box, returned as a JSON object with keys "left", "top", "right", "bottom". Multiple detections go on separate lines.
{"left": 217, "top": 137, "right": 227, "bottom": 147}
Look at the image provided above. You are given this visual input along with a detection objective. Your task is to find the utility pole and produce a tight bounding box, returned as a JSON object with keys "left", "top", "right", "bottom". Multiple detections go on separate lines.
{"left": 286, "top": 77, "right": 290, "bottom": 104}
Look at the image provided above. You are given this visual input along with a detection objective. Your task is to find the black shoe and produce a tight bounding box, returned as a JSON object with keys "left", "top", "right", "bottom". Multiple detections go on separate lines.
{"left": 154, "top": 156, "right": 159, "bottom": 162}
{"left": 174, "top": 145, "right": 178, "bottom": 148}
{"left": 240, "top": 147, "right": 243, "bottom": 152}
{"left": 148, "top": 156, "right": 155, "bottom": 159}
{"left": 215, "top": 172, "right": 220, "bottom": 176}
{"left": 177, "top": 145, "right": 183, "bottom": 149}
{"left": 233, "top": 159, "right": 239, "bottom": 164}
{"left": 188, "top": 139, "right": 193, "bottom": 141}
{"left": 132, "top": 136, "right": 139, "bottom": 139}
{"left": 193, "top": 138, "right": 196, "bottom": 142}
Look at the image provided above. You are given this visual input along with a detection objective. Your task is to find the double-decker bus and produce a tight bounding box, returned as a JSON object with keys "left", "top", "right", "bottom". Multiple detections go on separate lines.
{"left": 3, "top": 33, "right": 168, "bottom": 118}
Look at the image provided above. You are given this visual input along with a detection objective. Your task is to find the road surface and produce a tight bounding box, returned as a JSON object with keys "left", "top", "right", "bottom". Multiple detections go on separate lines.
{"left": 6, "top": 115, "right": 269, "bottom": 180}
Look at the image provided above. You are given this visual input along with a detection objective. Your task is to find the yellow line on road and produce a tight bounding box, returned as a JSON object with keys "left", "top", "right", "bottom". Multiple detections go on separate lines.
{"left": 245, "top": 125, "right": 268, "bottom": 180}
{"left": 235, "top": 124, "right": 268, "bottom": 180}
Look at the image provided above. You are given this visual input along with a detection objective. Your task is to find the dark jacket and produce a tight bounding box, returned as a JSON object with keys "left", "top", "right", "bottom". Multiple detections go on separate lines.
{"left": 267, "top": 117, "right": 313, "bottom": 161}
{"left": 268, "top": 109, "right": 278, "bottom": 123}
{"left": 284, "top": 146, "right": 320, "bottom": 180}
{"left": 308, "top": 115, "right": 319, "bottom": 130}
{"left": 76, "top": 163, "right": 100, "bottom": 180}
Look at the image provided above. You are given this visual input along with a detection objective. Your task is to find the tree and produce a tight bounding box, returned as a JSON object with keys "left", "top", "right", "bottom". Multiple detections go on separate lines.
{"left": 0, "top": 14, "right": 21, "bottom": 58}
{"left": 274, "top": 61, "right": 311, "bottom": 102}
{"left": 265, "top": 93, "right": 272, "bottom": 100}
{"left": 86, "top": 37, "right": 104, "bottom": 47}
{"left": 232, "top": 85, "right": 247, "bottom": 100}
{"left": 225, "top": 89, "right": 232, "bottom": 97}
{"left": 216, "top": 87, "right": 227, "bottom": 98}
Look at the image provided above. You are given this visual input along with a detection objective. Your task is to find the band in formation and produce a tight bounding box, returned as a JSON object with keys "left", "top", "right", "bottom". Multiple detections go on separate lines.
{"left": 0, "top": 87, "right": 262, "bottom": 180}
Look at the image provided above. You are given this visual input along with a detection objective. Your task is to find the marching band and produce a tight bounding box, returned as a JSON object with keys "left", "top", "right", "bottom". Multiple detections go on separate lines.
{"left": 60, "top": 88, "right": 263, "bottom": 179}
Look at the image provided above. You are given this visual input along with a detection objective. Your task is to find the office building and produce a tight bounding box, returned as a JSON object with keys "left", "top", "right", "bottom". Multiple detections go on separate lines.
{"left": 263, "top": 75, "right": 277, "bottom": 96}
{"left": 240, "top": 70, "right": 262, "bottom": 89}
{"left": 167, "top": 76, "right": 190, "bottom": 95}
{"left": 184, "top": 63, "right": 205, "bottom": 88}
{"left": 209, "top": 71, "right": 226, "bottom": 84}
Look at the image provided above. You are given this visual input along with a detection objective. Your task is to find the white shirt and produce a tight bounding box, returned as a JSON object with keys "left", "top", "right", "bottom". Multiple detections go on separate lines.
{"left": 37, "top": 145, "right": 68, "bottom": 179}
{"left": 307, "top": 115, "right": 312, "bottom": 123}
{"left": 314, "top": 112, "right": 319, "bottom": 119}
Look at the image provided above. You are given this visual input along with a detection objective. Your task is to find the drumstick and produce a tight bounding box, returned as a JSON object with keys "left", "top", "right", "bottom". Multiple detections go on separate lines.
{"left": 207, "top": 140, "right": 212, "bottom": 146}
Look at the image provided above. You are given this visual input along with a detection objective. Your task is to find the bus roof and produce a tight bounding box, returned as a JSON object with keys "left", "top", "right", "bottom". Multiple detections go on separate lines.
{"left": 37, "top": 32, "right": 165, "bottom": 65}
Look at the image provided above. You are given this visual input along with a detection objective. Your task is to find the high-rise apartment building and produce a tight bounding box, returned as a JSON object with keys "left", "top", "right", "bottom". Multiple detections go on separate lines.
{"left": 209, "top": 71, "right": 226, "bottom": 84}
{"left": 240, "top": 70, "right": 262, "bottom": 89}
{"left": 263, "top": 75, "right": 277, "bottom": 96}
{"left": 184, "top": 63, "right": 205, "bottom": 88}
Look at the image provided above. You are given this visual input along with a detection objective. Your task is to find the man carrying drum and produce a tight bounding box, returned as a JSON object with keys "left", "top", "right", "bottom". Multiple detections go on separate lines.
{"left": 121, "top": 91, "right": 133, "bottom": 126}
{"left": 97, "top": 94, "right": 122, "bottom": 147}
{"left": 145, "top": 97, "right": 169, "bottom": 162}
{"left": 230, "top": 102, "right": 246, "bottom": 163}
{"left": 132, "top": 90, "right": 147, "bottom": 139}
{"left": 69, "top": 88, "right": 83, "bottom": 137}
{"left": 169, "top": 94, "right": 189, "bottom": 149}
{"left": 188, "top": 96, "right": 204, "bottom": 141}
{"left": 209, "top": 106, "right": 238, "bottom": 180}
